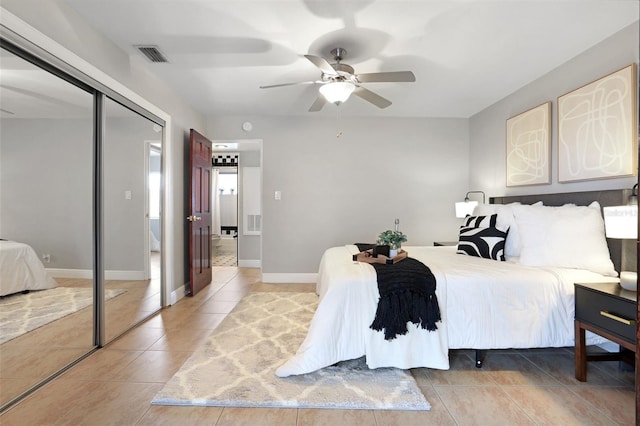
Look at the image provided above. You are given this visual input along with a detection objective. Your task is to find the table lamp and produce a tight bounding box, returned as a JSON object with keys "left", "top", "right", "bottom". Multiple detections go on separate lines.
{"left": 455, "top": 190, "right": 485, "bottom": 218}
{"left": 603, "top": 204, "right": 638, "bottom": 291}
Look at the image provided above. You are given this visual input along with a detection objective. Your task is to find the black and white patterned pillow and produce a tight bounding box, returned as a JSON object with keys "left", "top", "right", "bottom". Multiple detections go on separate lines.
{"left": 462, "top": 214, "right": 498, "bottom": 228}
{"left": 457, "top": 225, "right": 507, "bottom": 261}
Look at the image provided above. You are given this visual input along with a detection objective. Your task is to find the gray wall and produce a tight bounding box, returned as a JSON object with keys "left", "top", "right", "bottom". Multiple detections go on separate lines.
{"left": 103, "top": 114, "right": 159, "bottom": 271}
{"left": 209, "top": 116, "right": 469, "bottom": 273}
{"left": 0, "top": 118, "right": 93, "bottom": 269}
{"left": 469, "top": 22, "right": 639, "bottom": 197}
{"left": 239, "top": 149, "right": 261, "bottom": 263}
{"left": 0, "top": 115, "right": 158, "bottom": 272}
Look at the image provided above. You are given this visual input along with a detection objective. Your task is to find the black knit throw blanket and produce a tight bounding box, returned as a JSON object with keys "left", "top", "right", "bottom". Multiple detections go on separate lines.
{"left": 369, "top": 257, "right": 441, "bottom": 340}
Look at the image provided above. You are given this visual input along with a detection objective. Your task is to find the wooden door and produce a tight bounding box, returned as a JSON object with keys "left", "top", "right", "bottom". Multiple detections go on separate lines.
{"left": 188, "top": 129, "right": 212, "bottom": 296}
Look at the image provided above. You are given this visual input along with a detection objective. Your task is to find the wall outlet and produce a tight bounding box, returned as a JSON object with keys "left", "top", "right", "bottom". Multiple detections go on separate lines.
{"left": 42, "top": 253, "right": 51, "bottom": 263}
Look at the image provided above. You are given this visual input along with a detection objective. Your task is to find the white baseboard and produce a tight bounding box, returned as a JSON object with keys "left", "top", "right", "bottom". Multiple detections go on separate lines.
{"left": 105, "top": 270, "right": 146, "bottom": 280}
{"left": 261, "top": 273, "right": 317, "bottom": 283}
{"left": 47, "top": 268, "right": 92, "bottom": 279}
{"left": 170, "top": 286, "right": 186, "bottom": 305}
{"left": 238, "top": 259, "right": 261, "bottom": 268}
{"left": 46, "top": 268, "right": 146, "bottom": 280}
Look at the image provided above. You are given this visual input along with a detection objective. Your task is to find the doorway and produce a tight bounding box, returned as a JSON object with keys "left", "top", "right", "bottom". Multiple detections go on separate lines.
{"left": 146, "top": 141, "right": 162, "bottom": 281}
{"left": 211, "top": 141, "right": 262, "bottom": 270}
{"left": 212, "top": 164, "right": 238, "bottom": 266}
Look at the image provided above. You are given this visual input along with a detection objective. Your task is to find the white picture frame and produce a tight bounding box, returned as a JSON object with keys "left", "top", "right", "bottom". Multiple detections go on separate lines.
{"left": 506, "top": 101, "right": 551, "bottom": 187}
{"left": 557, "top": 64, "right": 637, "bottom": 183}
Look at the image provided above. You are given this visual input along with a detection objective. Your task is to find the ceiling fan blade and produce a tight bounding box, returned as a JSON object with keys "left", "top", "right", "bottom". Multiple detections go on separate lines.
{"left": 308, "top": 95, "right": 327, "bottom": 112}
{"left": 260, "top": 81, "right": 317, "bottom": 89}
{"left": 352, "top": 86, "right": 392, "bottom": 109}
{"left": 304, "top": 54, "right": 338, "bottom": 76}
{"left": 356, "top": 71, "right": 416, "bottom": 83}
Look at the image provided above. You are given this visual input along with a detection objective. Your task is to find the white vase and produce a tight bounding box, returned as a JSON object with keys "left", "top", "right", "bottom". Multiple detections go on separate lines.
{"left": 389, "top": 248, "right": 398, "bottom": 258}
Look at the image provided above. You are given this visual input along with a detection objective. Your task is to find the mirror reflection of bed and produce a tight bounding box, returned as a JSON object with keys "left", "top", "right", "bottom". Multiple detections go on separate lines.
{"left": 0, "top": 241, "right": 91, "bottom": 406}
{"left": 0, "top": 240, "right": 161, "bottom": 407}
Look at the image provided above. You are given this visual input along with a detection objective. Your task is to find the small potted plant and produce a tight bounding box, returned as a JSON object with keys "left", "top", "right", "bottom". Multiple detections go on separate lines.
{"left": 377, "top": 230, "right": 407, "bottom": 258}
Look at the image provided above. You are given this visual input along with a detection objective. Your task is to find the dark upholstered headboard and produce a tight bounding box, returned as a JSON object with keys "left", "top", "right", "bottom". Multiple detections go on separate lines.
{"left": 490, "top": 189, "right": 633, "bottom": 274}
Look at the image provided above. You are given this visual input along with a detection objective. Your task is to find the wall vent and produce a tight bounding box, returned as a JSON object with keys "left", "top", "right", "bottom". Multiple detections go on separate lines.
{"left": 246, "top": 214, "right": 261, "bottom": 233}
{"left": 135, "top": 45, "right": 168, "bottom": 63}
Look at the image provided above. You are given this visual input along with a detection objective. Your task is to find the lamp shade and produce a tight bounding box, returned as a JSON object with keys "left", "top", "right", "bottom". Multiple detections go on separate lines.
{"left": 455, "top": 200, "right": 478, "bottom": 218}
{"left": 319, "top": 81, "right": 355, "bottom": 104}
{"left": 603, "top": 205, "right": 638, "bottom": 239}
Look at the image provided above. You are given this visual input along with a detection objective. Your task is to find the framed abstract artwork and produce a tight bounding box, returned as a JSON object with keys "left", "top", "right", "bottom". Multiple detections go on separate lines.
{"left": 506, "top": 101, "right": 551, "bottom": 187}
{"left": 557, "top": 64, "right": 637, "bottom": 183}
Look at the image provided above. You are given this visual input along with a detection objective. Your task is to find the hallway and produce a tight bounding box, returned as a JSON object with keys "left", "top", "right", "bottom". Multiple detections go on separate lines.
{"left": 212, "top": 236, "right": 237, "bottom": 266}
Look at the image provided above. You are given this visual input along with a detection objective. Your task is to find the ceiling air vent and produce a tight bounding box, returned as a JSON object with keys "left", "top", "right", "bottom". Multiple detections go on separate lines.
{"left": 135, "top": 45, "right": 168, "bottom": 63}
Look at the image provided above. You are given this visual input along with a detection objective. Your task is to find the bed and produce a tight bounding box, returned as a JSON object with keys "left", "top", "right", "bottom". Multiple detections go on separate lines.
{"left": 0, "top": 240, "right": 57, "bottom": 297}
{"left": 276, "top": 189, "right": 630, "bottom": 377}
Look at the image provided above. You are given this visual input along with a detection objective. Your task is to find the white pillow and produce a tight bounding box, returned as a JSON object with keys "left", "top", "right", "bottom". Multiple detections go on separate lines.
{"left": 512, "top": 201, "right": 617, "bottom": 277}
{"left": 473, "top": 201, "right": 542, "bottom": 259}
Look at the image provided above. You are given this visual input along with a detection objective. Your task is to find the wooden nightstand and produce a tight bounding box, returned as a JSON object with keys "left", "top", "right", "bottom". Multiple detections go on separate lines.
{"left": 574, "top": 282, "right": 636, "bottom": 381}
{"left": 433, "top": 241, "right": 457, "bottom": 247}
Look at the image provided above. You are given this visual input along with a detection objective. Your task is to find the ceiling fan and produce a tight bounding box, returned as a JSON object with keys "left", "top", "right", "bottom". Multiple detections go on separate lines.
{"left": 260, "top": 47, "right": 416, "bottom": 112}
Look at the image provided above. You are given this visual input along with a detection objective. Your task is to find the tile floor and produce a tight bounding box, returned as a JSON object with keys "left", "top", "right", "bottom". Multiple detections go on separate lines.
{"left": 0, "top": 267, "right": 635, "bottom": 425}
{"left": 212, "top": 237, "right": 237, "bottom": 266}
{"left": 1, "top": 270, "right": 161, "bottom": 408}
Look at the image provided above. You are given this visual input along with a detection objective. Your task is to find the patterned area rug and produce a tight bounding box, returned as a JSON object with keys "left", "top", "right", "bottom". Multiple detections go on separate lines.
{"left": 152, "top": 292, "right": 431, "bottom": 410}
{"left": 0, "top": 287, "right": 126, "bottom": 344}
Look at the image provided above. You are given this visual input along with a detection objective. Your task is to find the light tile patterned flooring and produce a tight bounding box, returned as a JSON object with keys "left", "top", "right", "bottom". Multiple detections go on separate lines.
{"left": 212, "top": 254, "right": 238, "bottom": 267}
{"left": 0, "top": 266, "right": 635, "bottom": 425}
{"left": 0, "top": 272, "right": 161, "bottom": 409}
{"left": 212, "top": 237, "right": 237, "bottom": 266}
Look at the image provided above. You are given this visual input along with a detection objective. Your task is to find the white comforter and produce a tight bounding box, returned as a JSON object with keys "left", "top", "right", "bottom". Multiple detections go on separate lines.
{"left": 0, "top": 241, "right": 57, "bottom": 296}
{"left": 276, "top": 245, "right": 615, "bottom": 377}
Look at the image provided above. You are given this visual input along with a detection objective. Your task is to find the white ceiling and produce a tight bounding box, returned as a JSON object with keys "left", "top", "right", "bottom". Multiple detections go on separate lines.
{"left": 26, "top": 1, "right": 640, "bottom": 118}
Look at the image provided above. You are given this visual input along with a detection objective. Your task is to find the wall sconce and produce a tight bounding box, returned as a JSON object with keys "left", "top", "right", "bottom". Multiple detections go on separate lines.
{"left": 455, "top": 190, "right": 486, "bottom": 218}
{"left": 603, "top": 203, "right": 638, "bottom": 291}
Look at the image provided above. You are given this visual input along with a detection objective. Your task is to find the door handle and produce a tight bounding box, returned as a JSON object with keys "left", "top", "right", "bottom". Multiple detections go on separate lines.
{"left": 186, "top": 215, "right": 202, "bottom": 222}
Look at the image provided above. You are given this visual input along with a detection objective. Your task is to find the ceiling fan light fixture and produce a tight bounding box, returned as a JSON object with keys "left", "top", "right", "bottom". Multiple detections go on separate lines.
{"left": 319, "top": 81, "right": 355, "bottom": 104}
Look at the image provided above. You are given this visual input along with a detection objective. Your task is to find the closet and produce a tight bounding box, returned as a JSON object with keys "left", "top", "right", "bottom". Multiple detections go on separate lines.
{"left": 0, "top": 38, "right": 164, "bottom": 412}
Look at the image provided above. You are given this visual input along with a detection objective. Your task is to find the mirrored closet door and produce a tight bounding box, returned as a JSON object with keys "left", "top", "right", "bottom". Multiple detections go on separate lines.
{"left": 103, "top": 97, "right": 162, "bottom": 343}
{"left": 0, "top": 40, "right": 164, "bottom": 411}
{"left": 0, "top": 45, "right": 96, "bottom": 407}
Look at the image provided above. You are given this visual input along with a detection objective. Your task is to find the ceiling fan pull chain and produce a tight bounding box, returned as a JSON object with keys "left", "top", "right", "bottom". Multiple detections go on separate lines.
{"left": 336, "top": 105, "right": 343, "bottom": 138}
